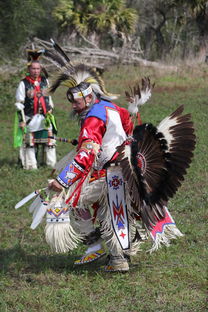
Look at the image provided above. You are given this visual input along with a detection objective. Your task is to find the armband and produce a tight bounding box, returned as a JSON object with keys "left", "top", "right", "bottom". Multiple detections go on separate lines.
{"left": 80, "top": 140, "right": 100, "bottom": 155}
{"left": 56, "top": 160, "right": 84, "bottom": 188}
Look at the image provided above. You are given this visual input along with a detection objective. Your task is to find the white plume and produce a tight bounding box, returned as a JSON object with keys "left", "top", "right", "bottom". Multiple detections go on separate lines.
{"left": 125, "top": 77, "right": 154, "bottom": 115}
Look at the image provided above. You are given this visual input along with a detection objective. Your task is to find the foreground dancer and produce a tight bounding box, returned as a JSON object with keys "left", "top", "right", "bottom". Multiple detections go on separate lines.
{"left": 14, "top": 50, "right": 57, "bottom": 169}
{"left": 15, "top": 41, "right": 196, "bottom": 272}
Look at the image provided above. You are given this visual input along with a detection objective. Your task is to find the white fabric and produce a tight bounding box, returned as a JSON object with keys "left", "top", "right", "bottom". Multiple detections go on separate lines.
{"left": 94, "top": 108, "right": 127, "bottom": 170}
{"left": 19, "top": 146, "right": 56, "bottom": 169}
{"left": 79, "top": 177, "right": 105, "bottom": 206}
{"left": 16, "top": 81, "right": 26, "bottom": 103}
{"left": 79, "top": 177, "right": 124, "bottom": 257}
{"left": 19, "top": 146, "right": 37, "bottom": 169}
{"left": 15, "top": 102, "right": 25, "bottom": 111}
{"left": 27, "top": 114, "right": 46, "bottom": 132}
{"left": 73, "top": 85, "right": 92, "bottom": 99}
{"left": 106, "top": 166, "right": 130, "bottom": 250}
{"left": 45, "top": 146, "right": 56, "bottom": 168}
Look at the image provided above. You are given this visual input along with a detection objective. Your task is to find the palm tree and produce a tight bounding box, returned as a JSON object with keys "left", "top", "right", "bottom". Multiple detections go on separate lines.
{"left": 53, "top": 0, "right": 138, "bottom": 49}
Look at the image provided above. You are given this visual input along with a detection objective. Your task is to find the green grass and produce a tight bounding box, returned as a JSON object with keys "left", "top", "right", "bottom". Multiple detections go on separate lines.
{"left": 0, "top": 65, "right": 207, "bottom": 312}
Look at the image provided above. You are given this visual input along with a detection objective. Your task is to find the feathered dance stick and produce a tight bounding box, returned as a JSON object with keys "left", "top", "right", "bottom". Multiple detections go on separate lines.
{"left": 15, "top": 188, "right": 47, "bottom": 209}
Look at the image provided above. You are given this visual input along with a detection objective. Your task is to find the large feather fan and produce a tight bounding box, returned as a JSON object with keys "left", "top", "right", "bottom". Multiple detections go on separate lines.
{"left": 117, "top": 105, "right": 196, "bottom": 230}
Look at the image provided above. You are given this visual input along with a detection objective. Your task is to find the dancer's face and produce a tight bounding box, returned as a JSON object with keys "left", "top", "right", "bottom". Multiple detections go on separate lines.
{"left": 71, "top": 94, "right": 92, "bottom": 114}
{"left": 28, "top": 62, "right": 41, "bottom": 80}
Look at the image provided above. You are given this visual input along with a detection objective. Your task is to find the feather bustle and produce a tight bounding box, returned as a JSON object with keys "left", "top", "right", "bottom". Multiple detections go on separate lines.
{"left": 117, "top": 105, "right": 195, "bottom": 231}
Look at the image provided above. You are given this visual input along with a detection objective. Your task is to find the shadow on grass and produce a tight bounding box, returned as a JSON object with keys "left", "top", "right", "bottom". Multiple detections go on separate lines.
{"left": 0, "top": 158, "right": 19, "bottom": 167}
{"left": 0, "top": 244, "right": 142, "bottom": 277}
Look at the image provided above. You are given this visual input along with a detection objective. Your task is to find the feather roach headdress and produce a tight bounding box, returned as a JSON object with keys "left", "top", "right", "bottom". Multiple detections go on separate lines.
{"left": 27, "top": 49, "right": 44, "bottom": 62}
{"left": 40, "top": 39, "right": 117, "bottom": 100}
{"left": 26, "top": 48, "right": 49, "bottom": 78}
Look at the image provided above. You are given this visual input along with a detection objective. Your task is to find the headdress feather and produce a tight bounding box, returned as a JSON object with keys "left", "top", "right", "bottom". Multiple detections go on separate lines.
{"left": 27, "top": 49, "right": 45, "bottom": 63}
{"left": 37, "top": 39, "right": 117, "bottom": 99}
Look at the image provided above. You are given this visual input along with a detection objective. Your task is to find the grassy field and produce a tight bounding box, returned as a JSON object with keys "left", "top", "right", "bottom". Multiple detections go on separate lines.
{"left": 0, "top": 64, "right": 207, "bottom": 312}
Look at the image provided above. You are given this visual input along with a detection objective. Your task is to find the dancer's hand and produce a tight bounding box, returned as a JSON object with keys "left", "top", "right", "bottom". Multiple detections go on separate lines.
{"left": 48, "top": 179, "right": 63, "bottom": 193}
{"left": 19, "top": 122, "right": 26, "bottom": 129}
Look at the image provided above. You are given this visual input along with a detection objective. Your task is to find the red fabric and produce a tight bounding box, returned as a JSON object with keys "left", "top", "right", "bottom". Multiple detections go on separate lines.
{"left": 25, "top": 76, "right": 47, "bottom": 115}
{"left": 65, "top": 162, "right": 83, "bottom": 186}
{"left": 77, "top": 117, "right": 105, "bottom": 148}
{"left": 74, "top": 148, "right": 96, "bottom": 172}
{"left": 65, "top": 172, "right": 89, "bottom": 207}
{"left": 75, "top": 104, "right": 134, "bottom": 168}
{"left": 74, "top": 106, "right": 133, "bottom": 170}
{"left": 64, "top": 103, "right": 133, "bottom": 207}
{"left": 89, "top": 169, "right": 106, "bottom": 182}
{"left": 150, "top": 207, "right": 174, "bottom": 240}
{"left": 137, "top": 113, "right": 142, "bottom": 125}
{"left": 73, "top": 117, "right": 106, "bottom": 169}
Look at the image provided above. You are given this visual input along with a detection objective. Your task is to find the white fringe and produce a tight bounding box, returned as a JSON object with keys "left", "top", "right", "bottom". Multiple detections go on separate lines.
{"left": 45, "top": 221, "right": 82, "bottom": 253}
{"left": 73, "top": 215, "right": 95, "bottom": 235}
{"left": 124, "top": 183, "right": 148, "bottom": 256}
{"left": 124, "top": 221, "right": 148, "bottom": 256}
{"left": 43, "top": 165, "right": 94, "bottom": 253}
{"left": 44, "top": 190, "right": 83, "bottom": 253}
{"left": 148, "top": 224, "right": 184, "bottom": 253}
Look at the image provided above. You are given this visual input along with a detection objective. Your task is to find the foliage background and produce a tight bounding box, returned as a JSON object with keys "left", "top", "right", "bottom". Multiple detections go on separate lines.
{"left": 0, "top": 0, "right": 208, "bottom": 62}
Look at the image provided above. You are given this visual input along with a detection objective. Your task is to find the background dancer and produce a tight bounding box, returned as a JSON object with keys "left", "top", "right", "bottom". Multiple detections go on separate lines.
{"left": 14, "top": 50, "right": 57, "bottom": 169}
